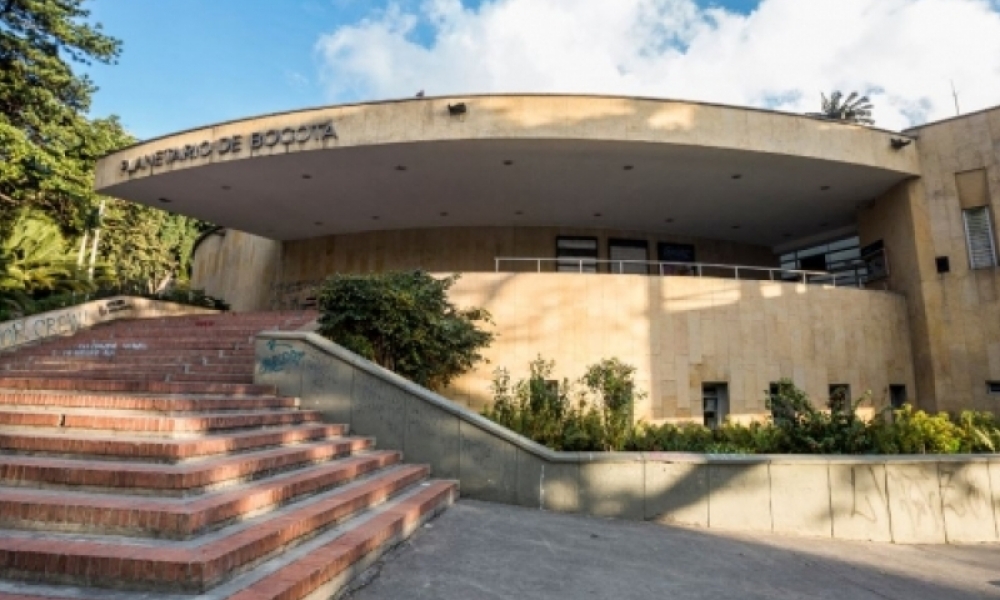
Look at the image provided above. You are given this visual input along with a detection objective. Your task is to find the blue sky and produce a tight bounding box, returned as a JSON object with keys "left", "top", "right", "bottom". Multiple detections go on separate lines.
{"left": 83, "top": 0, "right": 761, "bottom": 139}
{"left": 83, "top": 0, "right": 1000, "bottom": 139}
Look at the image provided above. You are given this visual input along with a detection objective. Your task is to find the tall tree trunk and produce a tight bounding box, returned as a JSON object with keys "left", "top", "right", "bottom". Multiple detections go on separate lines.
{"left": 87, "top": 200, "right": 105, "bottom": 279}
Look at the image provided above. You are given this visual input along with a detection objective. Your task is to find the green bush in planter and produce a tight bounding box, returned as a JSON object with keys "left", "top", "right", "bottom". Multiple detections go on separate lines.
{"left": 317, "top": 271, "right": 493, "bottom": 390}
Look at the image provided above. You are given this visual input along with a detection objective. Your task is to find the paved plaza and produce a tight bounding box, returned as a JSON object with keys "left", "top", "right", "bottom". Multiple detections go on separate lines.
{"left": 349, "top": 499, "right": 1000, "bottom": 600}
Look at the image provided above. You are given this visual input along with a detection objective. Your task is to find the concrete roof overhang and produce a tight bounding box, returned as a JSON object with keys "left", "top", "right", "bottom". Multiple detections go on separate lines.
{"left": 95, "top": 94, "right": 921, "bottom": 248}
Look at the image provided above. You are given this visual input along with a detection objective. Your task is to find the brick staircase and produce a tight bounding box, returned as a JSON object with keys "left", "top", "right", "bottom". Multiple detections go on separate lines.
{"left": 0, "top": 312, "right": 457, "bottom": 600}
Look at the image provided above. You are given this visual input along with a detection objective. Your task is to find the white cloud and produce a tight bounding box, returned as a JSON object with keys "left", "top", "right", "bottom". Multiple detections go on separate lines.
{"left": 316, "top": 0, "right": 1000, "bottom": 130}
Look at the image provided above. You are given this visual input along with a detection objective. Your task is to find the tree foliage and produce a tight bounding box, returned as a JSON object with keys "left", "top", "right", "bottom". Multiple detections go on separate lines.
{"left": 316, "top": 271, "right": 494, "bottom": 390}
{"left": 484, "top": 356, "right": 646, "bottom": 452}
{"left": 811, "top": 90, "right": 875, "bottom": 125}
{"left": 99, "top": 200, "right": 204, "bottom": 290}
{"left": 0, "top": 0, "right": 122, "bottom": 226}
{"left": 0, "top": 0, "right": 209, "bottom": 306}
{"left": 0, "top": 209, "right": 93, "bottom": 302}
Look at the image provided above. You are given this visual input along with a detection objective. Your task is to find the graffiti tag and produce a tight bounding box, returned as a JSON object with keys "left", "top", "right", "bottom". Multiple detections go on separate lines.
{"left": 258, "top": 340, "right": 306, "bottom": 374}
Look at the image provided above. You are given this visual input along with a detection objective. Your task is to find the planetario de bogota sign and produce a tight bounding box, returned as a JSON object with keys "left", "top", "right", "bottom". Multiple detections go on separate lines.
{"left": 119, "top": 120, "right": 338, "bottom": 175}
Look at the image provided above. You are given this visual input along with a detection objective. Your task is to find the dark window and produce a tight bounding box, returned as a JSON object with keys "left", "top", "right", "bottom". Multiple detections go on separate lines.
{"left": 609, "top": 239, "right": 649, "bottom": 275}
{"left": 799, "top": 253, "right": 827, "bottom": 272}
{"left": 889, "top": 384, "right": 907, "bottom": 409}
{"left": 780, "top": 236, "right": 867, "bottom": 286}
{"left": 988, "top": 381, "right": 1000, "bottom": 395}
{"left": 935, "top": 256, "right": 951, "bottom": 273}
{"left": 702, "top": 383, "right": 729, "bottom": 429}
{"left": 768, "top": 382, "right": 782, "bottom": 419}
{"left": 658, "top": 242, "right": 696, "bottom": 275}
{"left": 556, "top": 237, "right": 599, "bottom": 273}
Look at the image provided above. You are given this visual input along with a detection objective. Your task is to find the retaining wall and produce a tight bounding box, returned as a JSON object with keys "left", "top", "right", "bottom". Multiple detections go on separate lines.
{"left": 256, "top": 331, "right": 1000, "bottom": 544}
{"left": 0, "top": 296, "right": 219, "bottom": 352}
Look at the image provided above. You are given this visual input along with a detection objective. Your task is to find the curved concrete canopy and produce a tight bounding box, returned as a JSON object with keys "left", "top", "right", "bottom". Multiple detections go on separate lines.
{"left": 95, "top": 94, "right": 921, "bottom": 247}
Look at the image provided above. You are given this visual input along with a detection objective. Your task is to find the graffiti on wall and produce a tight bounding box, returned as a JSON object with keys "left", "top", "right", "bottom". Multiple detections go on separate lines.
{"left": 258, "top": 339, "right": 306, "bottom": 374}
{"left": 0, "top": 299, "right": 134, "bottom": 351}
{"left": 269, "top": 279, "right": 324, "bottom": 309}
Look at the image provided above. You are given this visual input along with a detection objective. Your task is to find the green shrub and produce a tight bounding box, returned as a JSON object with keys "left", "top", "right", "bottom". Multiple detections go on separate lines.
{"left": 956, "top": 410, "right": 1000, "bottom": 453}
{"left": 581, "top": 358, "right": 643, "bottom": 450}
{"left": 765, "top": 378, "right": 875, "bottom": 454}
{"left": 483, "top": 371, "right": 1000, "bottom": 456}
{"left": 483, "top": 355, "right": 644, "bottom": 451}
{"left": 870, "top": 405, "right": 964, "bottom": 454}
{"left": 317, "top": 271, "right": 493, "bottom": 390}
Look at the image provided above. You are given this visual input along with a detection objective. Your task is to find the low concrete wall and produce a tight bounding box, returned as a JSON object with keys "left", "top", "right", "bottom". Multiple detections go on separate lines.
{"left": 256, "top": 331, "right": 1000, "bottom": 544}
{"left": 0, "top": 296, "right": 219, "bottom": 352}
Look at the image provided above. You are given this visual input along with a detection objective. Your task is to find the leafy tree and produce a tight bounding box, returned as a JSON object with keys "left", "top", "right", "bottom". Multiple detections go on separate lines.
{"left": 99, "top": 200, "right": 203, "bottom": 292}
{"left": 317, "top": 271, "right": 494, "bottom": 390}
{"left": 0, "top": 1, "right": 208, "bottom": 292}
{"left": 581, "top": 358, "right": 643, "bottom": 450}
{"left": 810, "top": 91, "right": 875, "bottom": 125}
{"left": 0, "top": 210, "right": 95, "bottom": 312}
{"left": 0, "top": 0, "right": 123, "bottom": 232}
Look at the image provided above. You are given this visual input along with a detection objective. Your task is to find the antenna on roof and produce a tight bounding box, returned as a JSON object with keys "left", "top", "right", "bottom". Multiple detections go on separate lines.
{"left": 950, "top": 80, "right": 961, "bottom": 116}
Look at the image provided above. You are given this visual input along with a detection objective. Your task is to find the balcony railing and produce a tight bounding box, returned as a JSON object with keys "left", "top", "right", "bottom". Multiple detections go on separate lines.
{"left": 493, "top": 257, "right": 862, "bottom": 287}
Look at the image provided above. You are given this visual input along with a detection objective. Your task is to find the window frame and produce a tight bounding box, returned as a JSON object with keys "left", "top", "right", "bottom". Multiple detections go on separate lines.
{"left": 555, "top": 236, "right": 600, "bottom": 273}
{"left": 608, "top": 238, "right": 650, "bottom": 275}
{"left": 962, "top": 206, "right": 998, "bottom": 270}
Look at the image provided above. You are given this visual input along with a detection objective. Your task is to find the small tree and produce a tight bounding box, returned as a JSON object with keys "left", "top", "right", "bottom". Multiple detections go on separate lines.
{"left": 581, "top": 358, "right": 642, "bottom": 450}
{"left": 810, "top": 91, "right": 875, "bottom": 125}
{"left": 316, "top": 271, "right": 493, "bottom": 390}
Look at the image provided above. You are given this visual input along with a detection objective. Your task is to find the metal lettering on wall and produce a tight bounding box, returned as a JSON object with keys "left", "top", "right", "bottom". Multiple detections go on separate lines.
{"left": 120, "top": 120, "right": 338, "bottom": 175}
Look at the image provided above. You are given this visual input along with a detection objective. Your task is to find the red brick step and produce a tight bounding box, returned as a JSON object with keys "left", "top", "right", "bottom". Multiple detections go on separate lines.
{"left": 0, "top": 377, "right": 276, "bottom": 395}
{"left": 0, "top": 438, "right": 373, "bottom": 492}
{"left": 0, "top": 467, "right": 443, "bottom": 592}
{"left": 0, "top": 391, "right": 298, "bottom": 412}
{"left": 0, "top": 424, "right": 346, "bottom": 462}
{"left": 0, "top": 451, "right": 402, "bottom": 538}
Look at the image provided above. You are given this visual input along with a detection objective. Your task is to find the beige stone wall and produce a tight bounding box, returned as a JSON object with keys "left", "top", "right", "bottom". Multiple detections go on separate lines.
{"left": 441, "top": 273, "right": 915, "bottom": 423}
{"left": 858, "top": 180, "right": 937, "bottom": 406}
{"left": 909, "top": 108, "right": 1000, "bottom": 412}
{"left": 191, "top": 230, "right": 282, "bottom": 312}
{"left": 278, "top": 226, "right": 776, "bottom": 305}
{"left": 860, "top": 107, "right": 1000, "bottom": 412}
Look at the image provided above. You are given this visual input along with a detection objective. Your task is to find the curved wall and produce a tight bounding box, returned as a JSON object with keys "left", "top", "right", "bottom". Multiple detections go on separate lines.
{"left": 97, "top": 94, "right": 920, "bottom": 191}
{"left": 190, "top": 230, "right": 281, "bottom": 312}
{"left": 192, "top": 225, "right": 778, "bottom": 310}
{"left": 444, "top": 273, "right": 914, "bottom": 421}
{"left": 192, "top": 225, "right": 913, "bottom": 422}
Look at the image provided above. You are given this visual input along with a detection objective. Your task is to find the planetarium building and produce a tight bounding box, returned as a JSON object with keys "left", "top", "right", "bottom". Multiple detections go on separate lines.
{"left": 94, "top": 94, "right": 1000, "bottom": 424}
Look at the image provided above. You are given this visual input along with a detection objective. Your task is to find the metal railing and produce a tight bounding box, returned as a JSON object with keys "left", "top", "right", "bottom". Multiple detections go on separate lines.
{"left": 494, "top": 257, "right": 859, "bottom": 287}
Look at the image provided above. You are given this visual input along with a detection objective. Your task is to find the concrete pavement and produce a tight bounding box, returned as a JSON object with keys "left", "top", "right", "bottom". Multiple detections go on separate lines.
{"left": 346, "top": 499, "right": 1000, "bottom": 600}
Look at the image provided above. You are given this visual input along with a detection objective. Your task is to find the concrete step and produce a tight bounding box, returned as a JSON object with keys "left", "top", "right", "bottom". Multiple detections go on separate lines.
{"left": 16, "top": 339, "right": 249, "bottom": 353}
{"left": 0, "top": 363, "right": 185, "bottom": 374}
{"left": 0, "top": 391, "right": 297, "bottom": 412}
{"left": 0, "top": 437, "right": 374, "bottom": 494}
{"left": 3, "top": 371, "right": 258, "bottom": 385}
{"left": 0, "top": 468, "right": 450, "bottom": 592}
{"left": 1, "top": 354, "right": 255, "bottom": 366}
{"left": 0, "top": 424, "right": 347, "bottom": 462}
{"left": 0, "top": 407, "right": 322, "bottom": 435}
{"left": 0, "top": 481, "right": 453, "bottom": 600}
{"left": 0, "top": 377, "right": 276, "bottom": 395}
{"left": 166, "top": 373, "right": 254, "bottom": 384}
{"left": 0, "top": 451, "right": 403, "bottom": 538}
